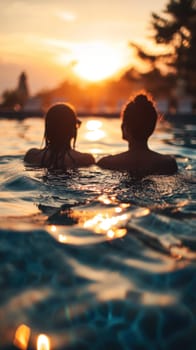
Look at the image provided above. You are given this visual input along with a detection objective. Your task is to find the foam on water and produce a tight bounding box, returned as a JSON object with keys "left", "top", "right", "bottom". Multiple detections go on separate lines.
{"left": 0, "top": 117, "right": 195, "bottom": 350}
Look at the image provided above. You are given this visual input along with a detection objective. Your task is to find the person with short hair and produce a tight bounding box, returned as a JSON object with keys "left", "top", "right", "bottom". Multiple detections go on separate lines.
{"left": 97, "top": 93, "right": 177, "bottom": 176}
{"left": 24, "top": 103, "right": 95, "bottom": 169}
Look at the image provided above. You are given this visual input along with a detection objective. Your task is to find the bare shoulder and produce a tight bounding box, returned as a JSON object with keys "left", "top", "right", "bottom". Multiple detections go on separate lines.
{"left": 97, "top": 152, "right": 126, "bottom": 170}
{"left": 24, "top": 148, "right": 41, "bottom": 164}
{"left": 73, "top": 150, "right": 95, "bottom": 166}
{"left": 97, "top": 150, "right": 178, "bottom": 175}
{"left": 97, "top": 155, "right": 113, "bottom": 168}
{"left": 154, "top": 152, "right": 178, "bottom": 174}
{"left": 163, "top": 154, "right": 178, "bottom": 174}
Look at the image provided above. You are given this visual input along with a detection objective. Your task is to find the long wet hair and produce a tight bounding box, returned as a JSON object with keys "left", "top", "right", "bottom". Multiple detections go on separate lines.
{"left": 121, "top": 93, "right": 158, "bottom": 141}
{"left": 41, "top": 103, "right": 81, "bottom": 169}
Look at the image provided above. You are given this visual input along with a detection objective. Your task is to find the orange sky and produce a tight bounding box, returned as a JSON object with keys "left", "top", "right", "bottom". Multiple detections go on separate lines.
{"left": 0, "top": 0, "right": 167, "bottom": 95}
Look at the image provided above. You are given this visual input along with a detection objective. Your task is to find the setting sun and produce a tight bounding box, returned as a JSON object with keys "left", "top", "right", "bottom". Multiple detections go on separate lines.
{"left": 73, "top": 42, "right": 124, "bottom": 82}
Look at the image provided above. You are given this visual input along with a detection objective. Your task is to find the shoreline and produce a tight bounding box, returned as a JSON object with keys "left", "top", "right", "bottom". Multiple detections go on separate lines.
{"left": 0, "top": 109, "right": 195, "bottom": 123}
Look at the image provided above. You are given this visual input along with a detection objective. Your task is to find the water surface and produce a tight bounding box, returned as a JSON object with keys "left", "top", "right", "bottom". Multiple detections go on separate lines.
{"left": 0, "top": 116, "right": 195, "bottom": 350}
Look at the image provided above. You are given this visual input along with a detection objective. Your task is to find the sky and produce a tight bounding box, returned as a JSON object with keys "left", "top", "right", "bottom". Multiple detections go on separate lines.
{"left": 0, "top": 0, "right": 167, "bottom": 95}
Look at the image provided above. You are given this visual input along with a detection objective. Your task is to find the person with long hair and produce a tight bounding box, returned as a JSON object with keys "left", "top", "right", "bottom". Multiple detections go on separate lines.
{"left": 24, "top": 103, "right": 95, "bottom": 169}
{"left": 97, "top": 93, "right": 177, "bottom": 176}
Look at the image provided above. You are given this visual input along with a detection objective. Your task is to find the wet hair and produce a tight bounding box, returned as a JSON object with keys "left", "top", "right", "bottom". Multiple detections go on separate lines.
{"left": 121, "top": 93, "right": 158, "bottom": 140}
{"left": 44, "top": 103, "right": 80, "bottom": 149}
{"left": 42, "top": 103, "right": 81, "bottom": 169}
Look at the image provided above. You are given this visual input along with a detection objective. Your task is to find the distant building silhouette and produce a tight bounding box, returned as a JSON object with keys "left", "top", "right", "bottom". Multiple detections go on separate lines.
{"left": 17, "top": 72, "right": 29, "bottom": 107}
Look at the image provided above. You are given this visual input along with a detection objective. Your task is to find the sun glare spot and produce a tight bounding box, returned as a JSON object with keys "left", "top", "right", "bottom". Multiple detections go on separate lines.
{"left": 98, "top": 194, "right": 112, "bottom": 205}
{"left": 73, "top": 42, "right": 123, "bottom": 82}
{"left": 86, "top": 120, "right": 102, "bottom": 130}
{"left": 115, "top": 207, "right": 122, "bottom": 213}
{"left": 107, "top": 230, "right": 115, "bottom": 239}
{"left": 85, "top": 119, "right": 105, "bottom": 141}
{"left": 133, "top": 208, "right": 150, "bottom": 217}
{"left": 13, "top": 324, "right": 31, "bottom": 350}
{"left": 83, "top": 212, "right": 128, "bottom": 238}
{"left": 37, "top": 334, "right": 50, "bottom": 350}
{"left": 50, "top": 225, "right": 57, "bottom": 233}
{"left": 58, "top": 234, "right": 67, "bottom": 243}
{"left": 85, "top": 130, "right": 105, "bottom": 141}
{"left": 90, "top": 148, "right": 103, "bottom": 154}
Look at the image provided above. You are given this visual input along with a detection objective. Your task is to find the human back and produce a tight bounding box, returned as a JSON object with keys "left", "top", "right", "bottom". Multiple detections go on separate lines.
{"left": 24, "top": 103, "right": 95, "bottom": 169}
{"left": 97, "top": 93, "right": 177, "bottom": 176}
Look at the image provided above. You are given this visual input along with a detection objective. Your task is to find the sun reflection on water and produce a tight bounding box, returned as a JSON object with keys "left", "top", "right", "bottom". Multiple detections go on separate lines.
{"left": 86, "top": 120, "right": 103, "bottom": 130}
{"left": 13, "top": 324, "right": 31, "bottom": 350}
{"left": 85, "top": 119, "right": 105, "bottom": 141}
{"left": 37, "top": 334, "right": 50, "bottom": 350}
{"left": 98, "top": 194, "right": 114, "bottom": 204}
{"left": 90, "top": 148, "right": 103, "bottom": 154}
{"left": 83, "top": 212, "right": 128, "bottom": 238}
{"left": 50, "top": 225, "right": 57, "bottom": 233}
{"left": 13, "top": 327, "right": 52, "bottom": 350}
{"left": 47, "top": 195, "right": 131, "bottom": 244}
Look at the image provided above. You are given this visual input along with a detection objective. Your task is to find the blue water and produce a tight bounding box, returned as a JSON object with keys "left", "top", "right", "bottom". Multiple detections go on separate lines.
{"left": 0, "top": 117, "right": 195, "bottom": 350}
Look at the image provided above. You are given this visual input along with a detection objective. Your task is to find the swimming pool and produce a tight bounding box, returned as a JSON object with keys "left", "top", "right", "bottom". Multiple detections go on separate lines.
{"left": 0, "top": 116, "right": 195, "bottom": 349}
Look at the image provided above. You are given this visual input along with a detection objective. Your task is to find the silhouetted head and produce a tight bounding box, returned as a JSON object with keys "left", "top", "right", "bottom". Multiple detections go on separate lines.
{"left": 44, "top": 103, "right": 81, "bottom": 150}
{"left": 121, "top": 93, "right": 158, "bottom": 142}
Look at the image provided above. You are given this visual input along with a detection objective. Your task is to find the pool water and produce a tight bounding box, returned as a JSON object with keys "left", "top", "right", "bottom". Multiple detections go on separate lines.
{"left": 0, "top": 116, "right": 195, "bottom": 350}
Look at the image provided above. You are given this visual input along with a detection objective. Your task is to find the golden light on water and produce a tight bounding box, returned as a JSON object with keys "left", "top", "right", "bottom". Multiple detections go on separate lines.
{"left": 115, "top": 207, "right": 122, "bottom": 213}
{"left": 86, "top": 120, "right": 103, "bottom": 130}
{"left": 86, "top": 129, "right": 105, "bottom": 141}
{"left": 46, "top": 195, "right": 153, "bottom": 245}
{"left": 120, "top": 203, "right": 130, "bottom": 209}
{"left": 47, "top": 196, "right": 131, "bottom": 243}
{"left": 85, "top": 120, "right": 105, "bottom": 141}
{"left": 83, "top": 212, "right": 128, "bottom": 239}
{"left": 132, "top": 208, "right": 150, "bottom": 217}
{"left": 106, "top": 228, "right": 127, "bottom": 239}
{"left": 58, "top": 233, "right": 68, "bottom": 243}
{"left": 90, "top": 148, "right": 103, "bottom": 154}
{"left": 50, "top": 225, "right": 57, "bottom": 233}
{"left": 141, "top": 293, "right": 176, "bottom": 306}
{"left": 170, "top": 246, "right": 196, "bottom": 260}
{"left": 98, "top": 194, "right": 113, "bottom": 205}
{"left": 13, "top": 324, "right": 31, "bottom": 350}
{"left": 107, "top": 230, "right": 115, "bottom": 239}
{"left": 47, "top": 196, "right": 129, "bottom": 243}
{"left": 37, "top": 334, "right": 50, "bottom": 350}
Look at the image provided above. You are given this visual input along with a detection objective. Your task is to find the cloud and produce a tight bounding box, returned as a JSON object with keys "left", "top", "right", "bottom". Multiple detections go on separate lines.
{"left": 57, "top": 11, "right": 77, "bottom": 22}
{"left": 0, "top": 2, "right": 78, "bottom": 33}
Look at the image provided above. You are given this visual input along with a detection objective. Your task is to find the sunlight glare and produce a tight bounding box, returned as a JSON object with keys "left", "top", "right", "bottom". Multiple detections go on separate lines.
{"left": 107, "top": 230, "right": 115, "bottom": 239}
{"left": 13, "top": 324, "right": 31, "bottom": 350}
{"left": 50, "top": 225, "right": 57, "bottom": 233}
{"left": 98, "top": 194, "right": 112, "bottom": 205}
{"left": 83, "top": 212, "right": 128, "bottom": 238}
{"left": 73, "top": 42, "right": 123, "bottom": 82}
{"left": 86, "top": 120, "right": 103, "bottom": 130}
{"left": 58, "top": 234, "right": 68, "bottom": 243}
{"left": 85, "top": 130, "right": 105, "bottom": 141}
{"left": 37, "top": 334, "right": 50, "bottom": 350}
{"left": 85, "top": 120, "right": 105, "bottom": 141}
{"left": 90, "top": 148, "right": 103, "bottom": 154}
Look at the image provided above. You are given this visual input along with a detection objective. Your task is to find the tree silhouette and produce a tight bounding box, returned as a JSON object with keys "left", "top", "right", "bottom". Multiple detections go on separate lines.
{"left": 151, "top": 0, "right": 196, "bottom": 93}
{"left": 1, "top": 71, "right": 29, "bottom": 108}
{"left": 130, "top": 0, "right": 196, "bottom": 96}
